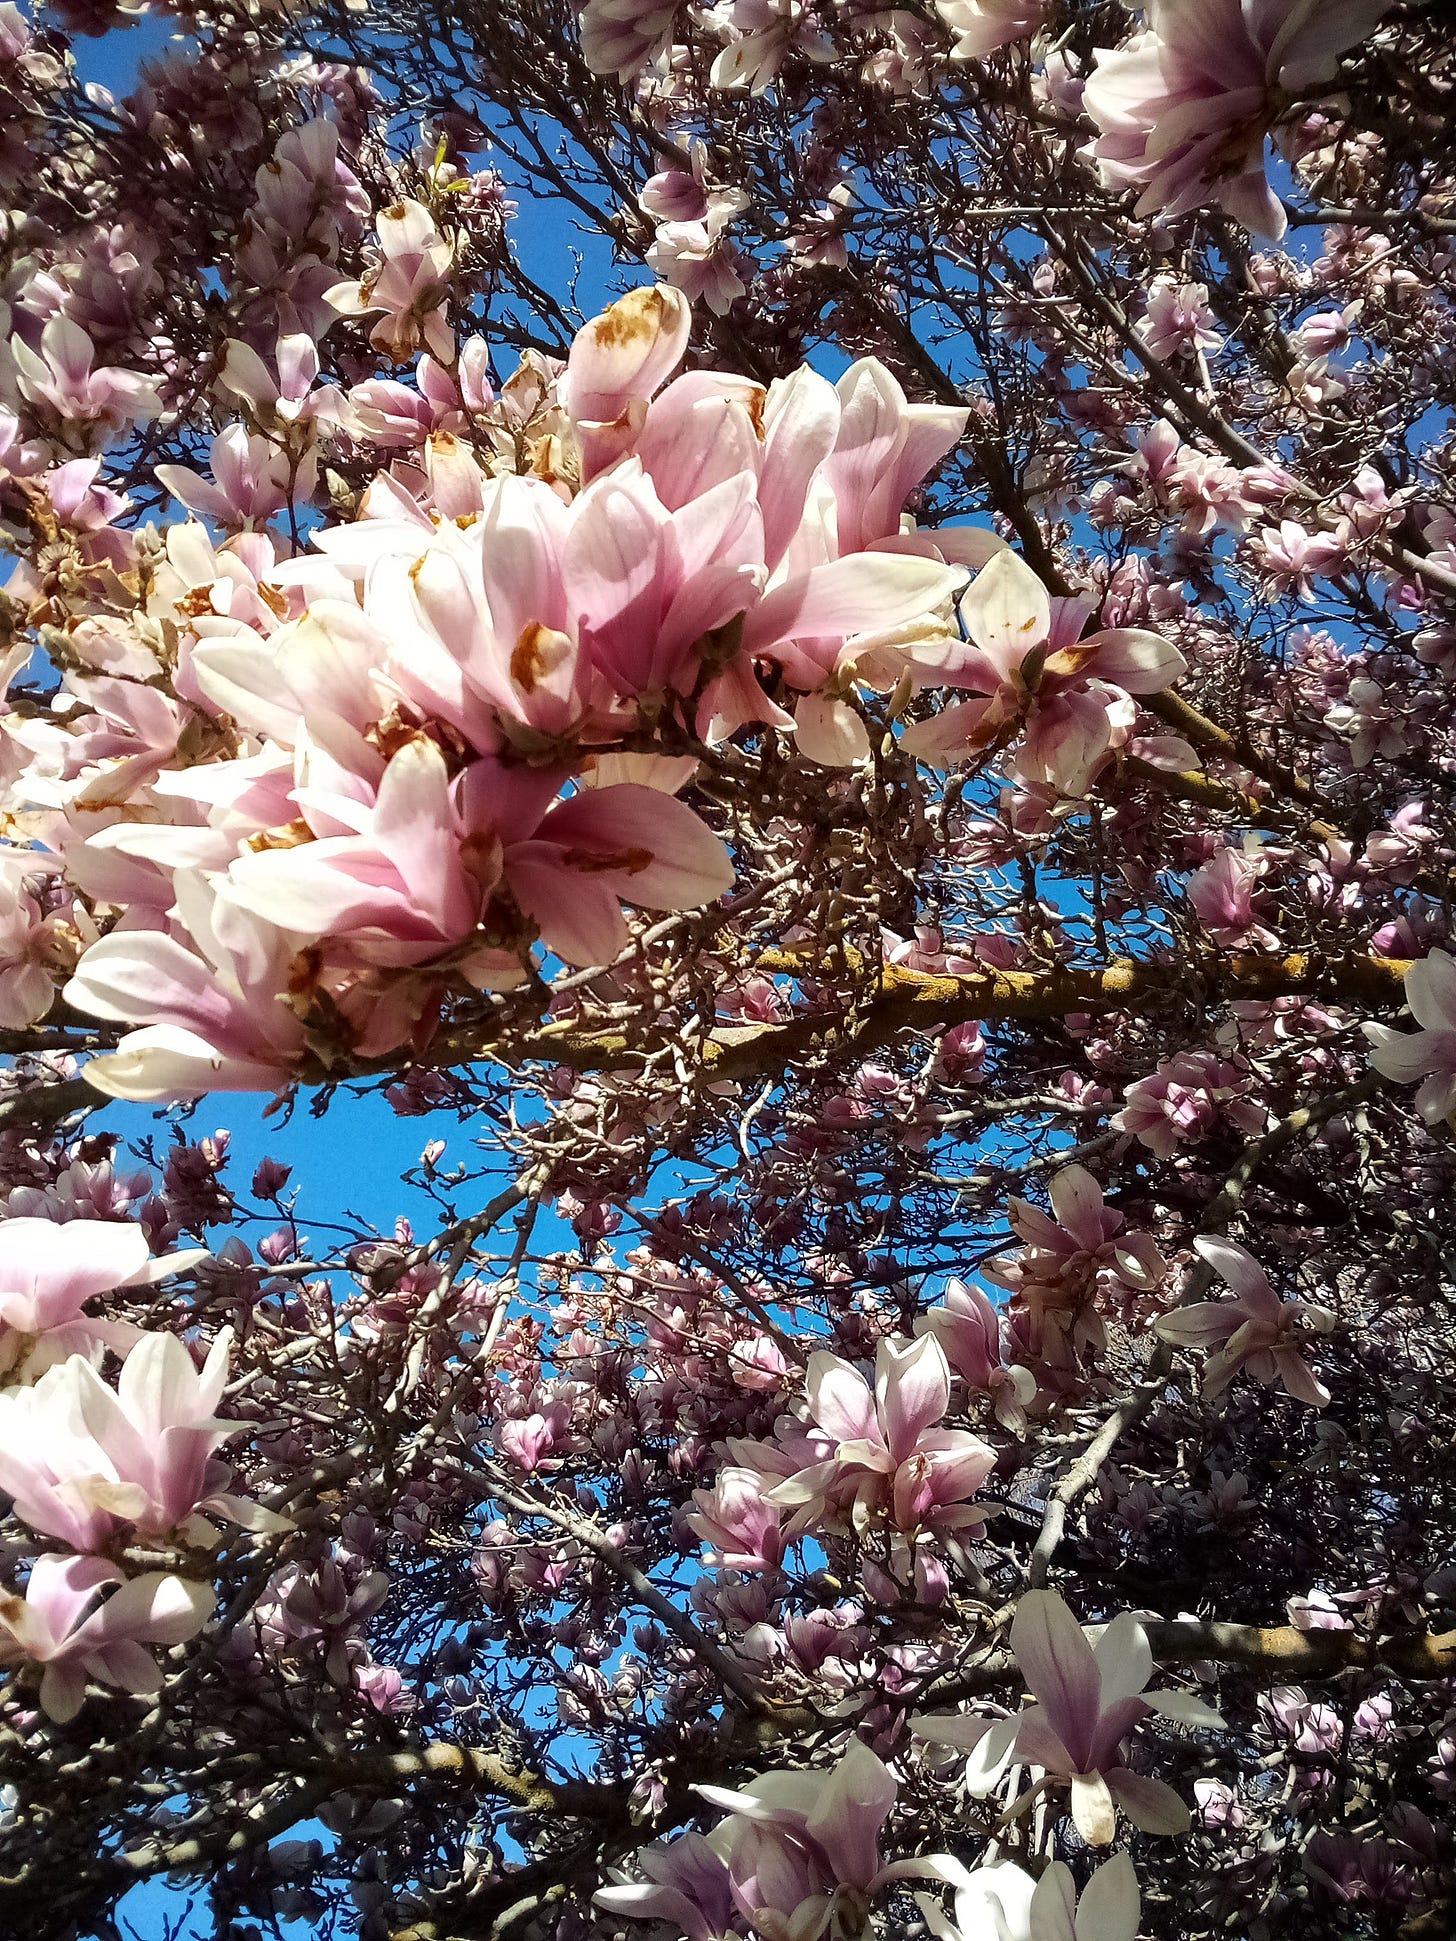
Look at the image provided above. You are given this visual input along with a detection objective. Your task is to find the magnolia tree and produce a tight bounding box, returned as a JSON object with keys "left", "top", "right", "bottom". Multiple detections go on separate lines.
{"left": 2, "top": 0, "right": 1456, "bottom": 1935}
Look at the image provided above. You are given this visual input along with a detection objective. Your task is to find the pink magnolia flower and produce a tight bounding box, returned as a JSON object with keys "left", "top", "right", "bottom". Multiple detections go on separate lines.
{"left": 596, "top": 1831, "right": 739, "bottom": 1941}
{"left": 64, "top": 875, "right": 310, "bottom": 1101}
{"left": 914, "top": 1279, "right": 1036, "bottom": 1433}
{"left": 1187, "top": 843, "right": 1277, "bottom": 947}
{"left": 0, "top": 856, "right": 63, "bottom": 1030}
{"left": 1137, "top": 276, "right": 1222, "bottom": 361}
{"left": 326, "top": 198, "right": 455, "bottom": 363}
{"left": 1084, "top": 0, "right": 1394, "bottom": 238}
{"left": 917, "top": 1591, "right": 1223, "bottom": 1843}
{"left": 919, "top": 1854, "right": 1141, "bottom": 1941}
{"left": 1156, "top": 1236, "right": 1335, "bottom": 1408}
{"left": 577, "top": 0, "right": 681, "bottom": 80}
{"left": 560, "top": 282, "right": 691, "bottom": 467}
{"left": 0, "top": 1554, "right": 213, "bottom": 1722}
{"left": 706, "top": 0, "right": 835, "bottom": 94}
{"left": 986, "top": 1164, "right": 1167, "bottom": 1367}
{"left": 1114, "top": 1049, "right": 1265, "bottom": 1157}
{"left": 688, "top": 1465, "right": 788, "bottom": 1572}
{"left": 1252, "top": 519, "right": 1348, "bottom": 600}
{"left": 646, "top": 211, "right": 750, "bottom": 316}
{"left": 902, "top": 549, "right": 1186, "bottom": 795}
{"left": 0, "top": 1217, "right": 206, "bottom": 1381}
{"left": 937, "top": 0, "right": 1045, "bottom": 62}
{"left": 0, "top": 1328, "right": 235, "bottom": 1548}
{"left": 692, "top": 1739, "right": 965, "bottom": 1941}
{"left": 1364, "top": 951, "right": 1456, "bottom": 1124}
{"left": 763, "top": 1334, "right": 996, "bottom": 1554}
{"left": 156, "top": 424, "right": 311, "bottom": 530}
{"left": 7, "top": 315, "right": 161, "bottom": 451}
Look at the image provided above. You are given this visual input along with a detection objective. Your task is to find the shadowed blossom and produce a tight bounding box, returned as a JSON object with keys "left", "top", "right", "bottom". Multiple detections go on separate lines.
{"left": 1155, "top": 1237, "right": 1335, "bottom": 1408}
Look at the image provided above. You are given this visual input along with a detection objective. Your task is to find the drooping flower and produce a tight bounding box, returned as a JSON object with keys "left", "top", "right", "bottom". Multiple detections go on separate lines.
{"left": 0, "top": 1217, "right": 207, "bottom": 1382}
{"left": 0, "top": 1553, "right": 213, "bottom": 1722}
{"left": 1155, "top": 1236, "right": 1335, "bottom": 1408}
{"left": 1083, "top": 0, "right": 1395, "bottom": 238}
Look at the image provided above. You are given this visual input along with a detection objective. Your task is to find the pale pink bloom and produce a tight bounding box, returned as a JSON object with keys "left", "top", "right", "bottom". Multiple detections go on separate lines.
{"left": 639, "top": 164, "right": 710, "bottom": 225}
{"left": 915, "top": 1280, "right": 1036, "bottom": 1433}
{"left": 902, "top": 549, "right": 1186, "bottom": 795}
{"left": 1363, "top": 950, "right": 1456, "bottom": 1125}
{"left": 1188, "top": 843, "right": 1276, "bottom": 946}
{"left": 692, "top": 1739, "right": 966, "bottom": 1941}
{"left": 1323, "top": 674, "right": 1404, "bottom": 768}
{"left": 0, "top": 1329, "right": 234, "bottom": 1549}
{"left": 221, "top": 744, "right": 734, "bottom": 981}
{"left": 919, "top": 1854, "right": 1140, "bottom": 1941}
{"left": 0, "top": 857, "right": 59, "bottom": 1030}
{"left": 0, "top": 405, "right": 48, "bottom": 479}
{"left": 707, "top": 0, "right": 834, "bottom": 93}
{"left": 1156, "top": 1236, "right": 1335, "bottom": 1408}
{"left": 0, "top": 1553, "right": 213, "bottom": 1722}
{"left": 155, "top": 424, "right": 309, "bottom": 529}
{"left": 937, "top": 0, "right": 1044, "bottom": 61}
{"left": 595, "top": 1832, "right": 738, "bottom": 1941}
{"left": 763, "top": 1334, "right": 996, "bottom": 1550}
{"left": 1137, "top": 276, "right": 1222, "bottom": 361}
{"left": 0, "top": 1216, "right": 205, "bottom": 1381}
{"left": 785, "top": 183, "right": 854, "bottom": 269}
{"left": 1252, "top": 518, "right": 1348, "bottom": 599}
{"left": 1114, "top": 1049, "right": 1265, "bottom": 1157}
{"left": 326, "top": 198, "right": 455, "bottom": 363}
{"left": 7, "top": 315, "right": 160, "bottom": 451}
{"left": 1084, "top": 0, "right": 1394, "bottom": 238}
{"left": 918, "top": 1592, "right": 1222, "bottom": 1843}
{"left": 64, "top": 874, "right": 310, "bottom": 1101}
{"left": 577, "top": 0, "right": 681, "bottom": 80}
{"left": 561, "top": 282, "right": 691, "bottom": 430}
{"left": 645, "top": 213, "right": 749, "bottom": 315}
{"left": 986, "top": 1163, "right": 1167, "bottom": 1363}
{"left": 219, "top": 333, "right": 346, "bottom": 433}
{"left": 687, "top": 1466, "right": 788, "bottom": 1572}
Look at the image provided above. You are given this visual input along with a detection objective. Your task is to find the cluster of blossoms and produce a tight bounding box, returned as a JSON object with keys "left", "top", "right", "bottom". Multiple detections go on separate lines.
{"left": 0, "top": 1218, "right": 272, "bottom": 1720}
{"left": 3, "top": 265, "right": 1200, "bottom": 1104}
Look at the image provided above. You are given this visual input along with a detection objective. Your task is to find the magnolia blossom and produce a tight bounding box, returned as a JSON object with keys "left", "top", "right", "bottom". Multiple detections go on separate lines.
{"left": 0, "top": 1216, "right": 206, "bottom": 1380}
{"left": 1084, "top": 0, "right": 1395, "bottom": 238}
{"left": 1137, "top": 277, "right": 1222, "bottom": 361}
{"left": 920, "top": 1854, "right": 1140, "bottom": 1941}
{"left": 916, "top": 1591, "right": 1223, "bottom": 1843}
{"left": 706, "top": 0, "right": 834, "bottom": 94}
{"left": 985, "top": 1163, "right": 1167, "bottom": 1369}
{"left": 326, "top": 198, "right": 455, "bottom": 363}
{"left": 577, "top": 0, "right": 681, "bottom": 80}
{"left": 761, "top": 1334, "right": 996, "bottom": 1559}
{"left": 1187, "top": 843, "right": 1277, "bottom": 948}
{"left": 683, "top": 1739, "right": 965, "bottom": 1941}
{"left": 1364, "top": 951, "right": 1456, "bottom": 1124}
{"left": 902, "top": 549, "right": 1186, "bottom": 795}
{"left": 0, "top": 1329, "right": 236, "bottom": 1548}
{"left": 0, "top": 1554, "right": 214, "bottom": 1722}
{"left": 937, "top": 0, "right": 1044, "bottom": 62}
{"left": 915, "top": 1278, "right": 1035, "bottom": 1433}
{"left": 1114, "top": 1049, "right": 1265, "bottom": 1157}
{"left": 1156, "top": 1236, "right": 1335, "bottom": 1408}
